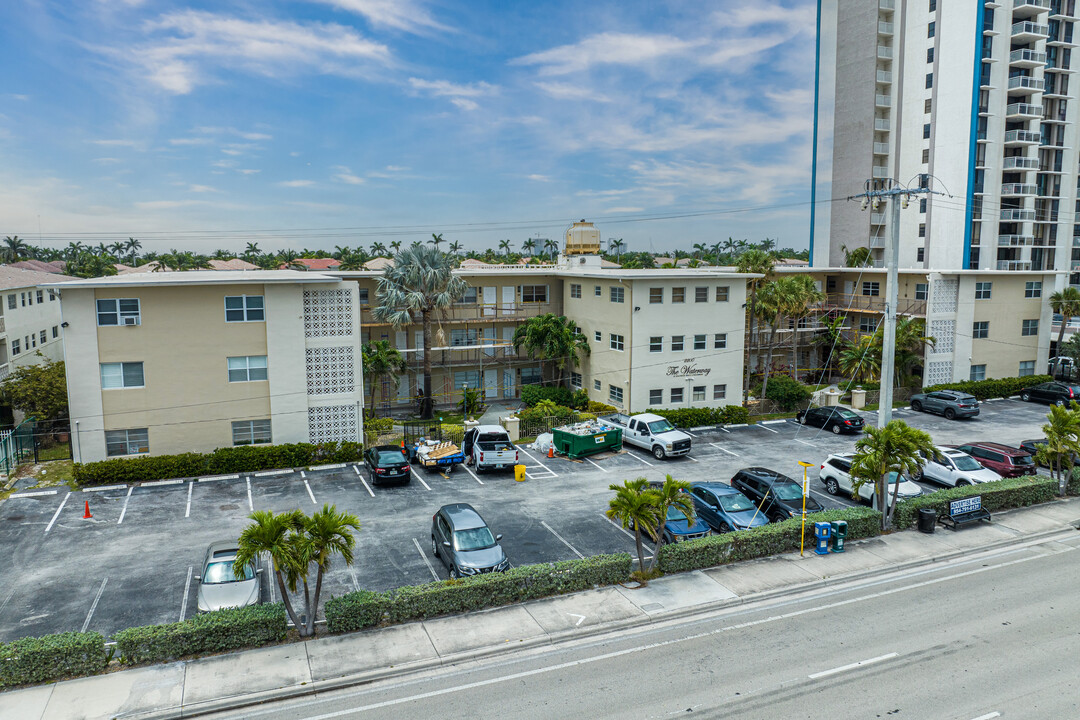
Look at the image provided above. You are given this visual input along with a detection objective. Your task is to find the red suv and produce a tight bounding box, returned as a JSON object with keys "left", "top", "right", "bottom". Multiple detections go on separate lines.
{"left": 952, "top": 442, "right": 1035, "bottom": 478}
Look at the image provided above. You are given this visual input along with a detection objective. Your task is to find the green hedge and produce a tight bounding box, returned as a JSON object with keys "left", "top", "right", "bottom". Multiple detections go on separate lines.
{"left": 762, "top": 376, "right": 813, "bottom": 411}
{"left": 0, "top": 632, "right": 107, "bottom": 688}
{"left": 521, "top": 386, "right": 575, "bottom": 408}
{"left": 892, "top": 475, "right": 1057, "bottom": 530}
{"left": 658, "top": 507, "right": 882, "bottom": 574}
{"left": 113, "top": 603, "right": 287, "bottom": 665}
{"left": 645, "top": 405, "right": 751, "bottom": 428}
{"left": 1070, "top": 466, "right": 1080, "bottom": 496}
{"left": 325, "top": 554, "right": 631, "bottom": 633}
{"left": 921, "top": 374, "right": 1052, "bottom": 401}
{"left": 73, "top": 441, "right": 365, "bottom": 485}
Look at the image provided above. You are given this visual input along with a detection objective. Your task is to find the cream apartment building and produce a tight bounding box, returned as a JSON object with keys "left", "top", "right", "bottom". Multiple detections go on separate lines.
{"left": 51, "top": 271, "right": 362, "bottom": 464}
{"left": 0, "top": 266, "right": 74, "bottom": 382}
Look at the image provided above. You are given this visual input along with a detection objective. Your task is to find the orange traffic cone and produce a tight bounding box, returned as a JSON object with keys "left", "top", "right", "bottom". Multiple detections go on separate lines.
{"left": 547, "top": 445, "right": 554, "bottom": 459}
{"left": 83, "top": 501, "right": 92, "bottom": 519}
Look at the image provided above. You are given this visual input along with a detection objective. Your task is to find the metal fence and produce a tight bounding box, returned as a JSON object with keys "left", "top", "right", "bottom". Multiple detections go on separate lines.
{"left": 0, "top": 418, "right": 68, "bottom": 475}
{"left": 520, "top": 413, "right": 580, "bottom": 439}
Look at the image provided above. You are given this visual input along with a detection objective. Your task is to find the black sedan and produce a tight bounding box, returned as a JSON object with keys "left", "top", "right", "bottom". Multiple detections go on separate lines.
{"left": 795, "top": 406, "right": 865, "bottom": 434}
{"left": 730, "top": 467, "right": 825, "bottom": 524}
{"left": 363, "top": 445, "right": 412, "bottom": 486}
{"left": 1020, "top": 382, "right": 1080, "bottom": 406}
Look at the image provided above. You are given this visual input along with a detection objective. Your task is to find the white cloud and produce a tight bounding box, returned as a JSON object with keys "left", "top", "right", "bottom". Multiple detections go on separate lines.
{"left": 8, "top": 94, "right": 29, "bottom": 101}
{"left": 385, "top": 165, "right": 408, "bottom": 171}
{"left": 188, "top": 184, "right": 219, "bottom": 193}
{"left": 169, "top": 137, "right": 213, "bottom": 145}
{"left": 237, "top": 169, "right": 261, "bottom": 175}
{"left": 603, "top": 206, "right": 644, "bottom": 213}
{"left": 133, "top": 199, "right": 207, "bottom": 209}
{"left": 90, "top": 138, "right": 142, "bottom": 148}
{"left": 512, "top": 32, "right": 704, "bottom": 76}
{"left": 526, "top": 174, "right": 551, "bottom": 182}
{"left": 408, "top": 77, "right": 496, "bottom": 98}
{"left": 193, "top": 126, "right": 273, "bottom": 141}
{"left": 450, "top": 98, "right": 478, "bottom": 111}
{"left": 534, "top": 82, "right": 609, "bottom": 102}
{"left": 279, "top": 179, "right": 314, "bottom": 187}
{"left": 92, "top": 157, "right": 123, "bottom": 164}
{"left": 306, "top": 0, "right": 451, "bottom": 35}
{"left": 332, "top": 166, "right": 365, "bottom": 184}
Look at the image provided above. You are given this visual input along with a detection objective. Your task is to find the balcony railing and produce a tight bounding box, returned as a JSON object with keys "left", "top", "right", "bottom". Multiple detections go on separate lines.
{"left": 877, "top": 45, "right": 893, "bottom": 59}
{"left": 875, "top": 93, "right": 891, "bottom": 107}
{"left": 823, "top": 293, "right": 926, "bottom": 316}
{"left": 873, "top": 141, "right": 890, "bottom": 154}
{"left": 1001, "top": 183, "right": 1038, "bottom": 195}
{"left": 876, "top": 70, "right": 892, "bottom": 84}
{"left": 1010, "top": 48, "right": 1049, "bottom": 65}
{"left": 998, "top": 234, "right": 1037, "bottom": 245}
{"left": 870, "top": 213, "right": 886, "bottom": 225}
{"left": 997, "top": 260, "right": 1033, "bottom": 270}
{"left": 0, "top": 364, "right": 8, "bottom": 381}
{"left": 869, "top": 235, "right": 886, "bottom": 248}
{"left": 872, "top": 165, "right": 890, "bottom": 178}
{"left": 874, "top": 118, "right": 891, "bottom": 131}
{"left": 1003, "top": 155, "right": 1040, "bottom": 170}
{"left": 1005, "top": 102, "right": 1044, "bottom": 117}
{"left": 1012, "top": 21, "right": 1051, "bottom": 38}
{"left": 1004, "top": 129, "right": 1042, "bottom": 144}
{"left": 361, "top": 301, "right": 559, "bottom": 326}
{"left": 879, "top": 0, "right": 895, "bottom": 9}
{"left": 402, "top": 345, "right": 530, "bottom": 372}
{"left": 878, "top": 21, "right": 894, "bottom": 34}
{"left": 0, "top": 316, "right": 5, "bottom": 333}
{"left": 1008, "top": 75, "right": 1046, "bottom": 91}
{"left": 1001, "top": 209, "right": 1037, "bottom": 220}
{"left": 1014, "top": 0, "right": 1051, "bottom": 12}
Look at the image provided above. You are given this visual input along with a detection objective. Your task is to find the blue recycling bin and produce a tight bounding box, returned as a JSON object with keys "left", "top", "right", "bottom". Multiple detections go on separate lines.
{"left": 813, "top": 522, "right": 831, "bottom": 556}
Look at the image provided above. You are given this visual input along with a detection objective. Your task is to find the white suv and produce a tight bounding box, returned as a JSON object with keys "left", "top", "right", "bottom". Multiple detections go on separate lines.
{"left": 915, "top": 447, "right": 1001, "bottom": 487}
{"left": 819, "top": 453, "right": 923, "bottom": 507}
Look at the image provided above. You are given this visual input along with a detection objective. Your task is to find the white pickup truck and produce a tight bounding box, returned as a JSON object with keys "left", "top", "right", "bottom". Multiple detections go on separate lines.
{"left": 601, "top": 413, "right": 692, "bottom": 460}
{"left": 462, "top": 425, "right": 519, "bottom": 473}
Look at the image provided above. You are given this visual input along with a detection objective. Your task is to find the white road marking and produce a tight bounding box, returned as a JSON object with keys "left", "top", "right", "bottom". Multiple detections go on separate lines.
{"left": 83, "top": 484, "right": 126, "bottom": 492}
{"left": 517, "top": 448, "right": 558, "bottom": 477}
{"left": 179, "top": 566, "right": 193, "bottom": 621}
{"left": 684, "top": 455, "right": 699, "bottom": 463}
{"left": 761, "top": 419, "right": 788, "bottom": 424}
{"left": 9, "top": 489, "right": 58, "bottom": 498}
{"left": 301, "top": 471, "right": 306, "bottom": 479}
{"left": 709, "top": 443, "right": 740, "bottom": 457}
{"left": 682, "top": 429, "right": 698, "bottom": 437}
{"left": 717, "top": 426, "right": 730, "bottom": 433}
{"left": 254, "top": 469, "right": 294, "bottom": 477}
{"left": 304, "top": 479, "right": 317, "bottom": 505}
{"left": 185, "top": 481, "right": 193, "bottom": 518}
{"left": 626, "top": 451, "right": 655, "bottom": 467}
{"left": 309, "top": 463, "right": 346, "bottom": 471}
{"left": 353, "top": 466, "right": 375, "bottom": 497}
{"left": 755, "top": 423, "right": 779, "bottom": 433}
{"left": 141, "top": 479, "right": 184, "bottom": 487}
{"left": 413, "top": 538, "right": 440, "bottom": 581}
{"left": 541, "top": 520, "right": 585, "bottom": 559}
{"left": 462, "top": 464, "right": 484, "bottom": 485}
{"left": 0, "top": 585, "right": 17, "bottom": 615}
{"left": 807, "top": 652, "right": 899, "bottom": 679}
{"left": 199, "top": 474, "right": 238, "bottom": 482}
{"left": 568, "top": 613, "right": 586, "bottom": 626}
{"left": 82, "top": 578, "right": 108, "bottom": 632}
{"left": 795, "top": 439, "right": 817, "bottom": 447}
{"left": 968, "top": 713, "right": 1001, "bottom": 720}
{"left": 45, "top": 492, "right": 70, "bottom": 533}
{"left": 347, "top": 567, "right": 360, "bottom": 593}
{"left": 585, "top": 458, "right": 608, "bottom": 472}
{"left": 117, "top": 486, "right": 134, "bottom": 524}
{"left": 246, "top": 477, "right": 254, "bottom": 512}
{"left": 409, "top": 466, "right": 432, "bottom": 490}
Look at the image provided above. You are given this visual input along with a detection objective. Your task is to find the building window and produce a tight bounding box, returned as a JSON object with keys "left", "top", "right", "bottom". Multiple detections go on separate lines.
{"left": 39, "top": 330, "right": 46, "bottom": 345}
{"left": 11, "top": 339, "right": 19, "bottom": 355}
{"left": 228, "top": 355, "right": 268, "bottom": 382}
{"left": 28, "top": 334, "right": 34, "bottom": 349}
{"left": 451, "top": 328, "right": 479, "bottom": 346}
{"left": 969, "top": 364, "right": 986, "bottom": 382}
{"left": 35, "top": 290, "right": 43, "bottom": 303}
{"left": 21, "top": 292, "right": 26, "bottom": 307}
{"left": 671, "top": 335, "right": 684, "bottom": 352}
{"left": 924, "top": 98, "right": 932, "bottom": 113}
{"left": 695, "top": 287, "right": 708, "bottom": 303}
{"left": 692, "top": 386, "right": 706, "bottom": 402}
{"left": 921, "top": 149, "right": 929, "bottom": 164}
{"left": 101, "top": 362, "right": 145, "bottom": 389}
{"left": 570, "top": 283, "right": 582, "bottom": 299}
{"left": 454, "top": 370, "right": 481, "bottom": 389}
{"left": 649, "top": 287, "right": 663, "bottom": 304}
{"left": 609, "top": 385, "right": 624, "bottom": 405}
{"left": 975, "top": 282, "right": 992, "bottom": 299}
{"left": 694, "top": 334, "right": 706, "bottom": 350}
{"left": 670, "top": 387, "right": 684, "bottom": 404}
{"left": 52, "top": 325, "right": 59, "bottom": 338}
{"left": 105, "top": 428, "right": 149, "bottom": 457}
{"left": 650, "top": 336, "right": 663, "bottom": 353}
{"left": 927, "top": 47, "right": 934, "bottom": 63}
{"left": 1019, "top": 360, "right": 1036, "bottom": 376}
{"left": 972, "top": 321, "right": 989, "bottom": 339}
{"left": 859, "top": 317, "right": 877, "bottom": 333}
{"left": 714, "top": 333, "right": 727, "bottom": 349}
{"left": 594, "top": 379, "right": 602, "bottom": 391}
{"left": 456, "top": 287, "right": 477, "bottom": 304}
{"left": 713, "top": 384, "right": 727, "bottom": 400}
{"left": 915, "top": 283, "right": 928, "bottom": 300}
{"left": 923, "top": 123, "right": 931, "bottom": 139}
{"left": 928, "top": 21, "right": 935, "bottom": 38}
{"left": 570, "top": 372, "right": 582, "bottom": 388}
{"left": 919, "top": 223, "right": 926, "bottom": 238}
{"left": 610, "top": 333, "right": 625, "bottom": 351}
{"left": 358, "top": 287, "right": 369, "bottom": 305}
{"left": 610, "top": 286, "right": 625, "bottom": 303}
{"left": 925, "top": 73, "right": 933, "bottom": 88}
{"left": 919, "top": 198, "right": 927, "bottom": 213}
{"left": 225, "top": 295, "right": 265, "bottom": 322}
{"left": 97, "top": 298, "right": 141, "bottom": 326}
{"left": 6, "top": 294, "right": 14, "bottom": 310}
{"left": 594, "top": 330, "right": 602, "bottom": 342}
{"left": 594, "top": 285, "right": 601, "bottom": 296}
{"left": 917, "top": 247, "right": 925, "bottom": 263}
{"left": 1025, "top": 281, "right": 1042, "bottom": 298}
{"left": 671, "top": 287, "right": 685, "bottom": 303}
{"left": 49, "top": 290, "right": 57, "bottom": 301}
{"left": 521, "top": 285, "right": 548, "bottom": 303}
{"left": 715, "top": 286, "right": 729, "bottom": 302}
{"left": 1022, "top": 319, "right": 1039, "bottom": 336}
{"left": 649, "top": 389, "right": 663, "bottom": 405}
{"left": 232, "top": 420, "right": 272, "bottom": 446}
{"left": 929, "top": 0, "right": 936, "bottom": 10}
{"left": 862, "top": 281, "right": 880, "bottom": 297}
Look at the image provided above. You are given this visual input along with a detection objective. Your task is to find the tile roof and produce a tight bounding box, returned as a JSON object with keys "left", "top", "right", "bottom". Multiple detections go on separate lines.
{"left": 280, "top": 257, "right": 342, "bottom": 270}
{"left": 8, "top": 259, "right": 66, "bottom": 274}
{"left": 0, "top": 265, "right": 79, "bottom": 290}
{"left": 207, "top": 258, "right": 259, "bottom": 270}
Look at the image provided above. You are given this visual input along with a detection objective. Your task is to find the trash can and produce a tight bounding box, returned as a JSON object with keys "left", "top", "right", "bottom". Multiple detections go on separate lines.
{"left": 830, "top": 520, "right": 847, "bottom": 553}
{"left": 917, "top": 507, "right": 937, "bottom": 534}
{"left": 813, "top": 522, "right": 831, "bottom": 555}
{"left": 514, "top": 464, "right": 527, "bottom": 483}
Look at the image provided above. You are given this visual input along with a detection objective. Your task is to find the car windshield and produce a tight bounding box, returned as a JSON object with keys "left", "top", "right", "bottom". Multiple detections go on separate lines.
{"left": 719, "top": 493, "right": 755, "bottom": 512}
{"left": 953, "top": 455, "right": 982, "bottom": 471}
{"left": 453, "top": 527, "right": 496, "bottom": 552}
{"left": 376, "top": 451, "right": 405, "bottom": 467}
{"left": 203, "top": 560, "right": 254, "bottom": 584}
{"left": 665, "top": 506, "right": 692, "bottom": 521}
{"left": 885, "top": 471, "right": 904, "bottom": 485}
{"left": 772, "top": 483, "right": 803, "bottom": 501}
{"left": 1014, "top": 455, "right": 1035, "bottom": 466}
{"left": 836, "top": 409, "right": 859, "bottom": 419}
{"left": 647, "top": 419, "right": 676, "bottom": 434}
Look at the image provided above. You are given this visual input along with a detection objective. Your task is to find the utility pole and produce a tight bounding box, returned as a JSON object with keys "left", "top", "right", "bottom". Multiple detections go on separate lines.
{"left": 854, "top": 178, "right": 939, "bottom": 428}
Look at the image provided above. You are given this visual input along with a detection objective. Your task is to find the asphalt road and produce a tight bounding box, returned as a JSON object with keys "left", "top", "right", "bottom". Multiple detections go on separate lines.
{"left": 201, "top": 531, "right": 1080, "bottom": 720}
{"left": 0, "top": 397, "right": 1058, "bottom": 641}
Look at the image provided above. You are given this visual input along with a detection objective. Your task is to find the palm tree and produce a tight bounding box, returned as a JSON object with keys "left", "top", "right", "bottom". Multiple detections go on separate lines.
{"left": 812, "top": 314, "right": 848, "bottom": 383}
{"left": 1049, "top": 287, "right": 1080, "bottom": 352}
{"left": 838, "top": 334, "right": 882, "bottom": 384}
{"left": 521, "top": 238, "right": 537, "bottom": 258}
{"left": 759, "top": 237, "right": 776, "bottom": 252}
{"left": 512, "top": 313, "right": 590, "bottom": 387}
{"left": 448, "top": 240, "right": 462, "bottom": 255}
{"left": 2, "top": 236, "right": 30, "bottom": 263}
{"left": 840, "top": 244, "right": 872, "bottom": 268}
{"left": 737, "top": 249, "right": 776, "bottom": 402}
{"left": 850, "top": 420, "right": 938, "bottom": 530}
{"left": 647, "top": 476, "right": 694, "bottom": 571}
{"left": 243, "top": 242, "right": 261, "bottom": 262}
{"left": 389, "top": 240, "right": 402, "bottom": 253}
{"left": 296, "top": 505, "right": 360, "bottom": 636}
{"left": 498, "top": 239, "right": 512, "bottom": 257}
{"left": 692, "top": 242, "right": 707, "bottom": 260}
{"left": 609, "top": 238, "right": 625, "bottom": 264}
{"left": 362, "top": 340, "right": 407, "bottom": 416}
{"left": 109, "top": 241, "right": 126, "bottom": 258}
{"left": 606, "top": 478, "right": 660, "bottom": 574}
{"left": 892, "top": 316, "right": 935, "bottom": 382}
{"left": 123, "top": 237, "right": 142, "bottom": 265}
{"left": 1035, "top": 402, "right": 1080, "bottom": 495}
{"left": 428, "top": 233, "right": 445, "bottom": 250}
{"left": 370, "top": 241, "right": 387, "bottom": 257}
{"left": 756, "top": 278, "right": 798, "bottom": 399}
{"left": 234, "top": 509, "right": 307, "bottom": 633}
{"left": 544, "top": 238, "right": 559, "bottom": 260}
{"left": 785, "top": 275, "right": 825, "bottom": 381}
{"left": 372, "top": 244, "right": 468, "bottom": 419}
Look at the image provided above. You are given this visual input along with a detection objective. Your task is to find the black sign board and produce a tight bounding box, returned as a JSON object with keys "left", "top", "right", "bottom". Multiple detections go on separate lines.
{"left": 949, "top": 496, "right": 982, "bottom": 516}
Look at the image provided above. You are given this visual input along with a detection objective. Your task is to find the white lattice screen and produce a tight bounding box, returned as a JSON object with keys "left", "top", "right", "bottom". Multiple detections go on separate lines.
{"left": 308, "top": 404, "right": 358, "bottom": 444}
{"left": 929, "top": 319, "right": 955, "bottom": 354}
{"left": 930, "top": 278, "right": 958, "bottom": 314}
{"left": 305, "top": 346, "right": 356, "bottom": 395}
{"left": 926, "top": 360, "right": 953, "bottom": 385}
{"left": 303, "top": 289, "right": 354, "bottom": 338}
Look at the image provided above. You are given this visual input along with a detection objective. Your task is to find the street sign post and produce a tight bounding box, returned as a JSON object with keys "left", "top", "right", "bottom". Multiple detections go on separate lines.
{"left": 797, "top": 461, "right": 815, "bottom": 557}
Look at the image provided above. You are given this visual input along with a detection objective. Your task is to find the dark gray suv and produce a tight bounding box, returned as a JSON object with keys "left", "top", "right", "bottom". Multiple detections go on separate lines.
{"left": 431, "top": 503, "right": 510, "bottom": 578}
{"left": 909, "top": 390, "right": 980, "bottom": 420}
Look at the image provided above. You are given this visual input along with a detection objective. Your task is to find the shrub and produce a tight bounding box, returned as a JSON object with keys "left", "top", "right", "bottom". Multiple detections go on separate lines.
{"left": 0, "top": 632, "right": 107, "bottom": 688}
{"left": 324, "top": 590, "right": 388, "bottom": 633}
{"left": 921, "top": 374, "right": 1052, "bottom": 401}
{"left": 1070, "top": 466, "right": 1080, "bottom": 496}
{"left": 586, "top": 401, "right": 618, "bottom": 414}
{"left": 439, "top": 424, "right": 465, "bottom": 445}
{"left": 520, "top": 386, "right": 575, "bottom": 408}
{"left": 113, "top": 603, "right": 287, "bottom": 665}
{"left": 363, "top": 417, "right": 395, "bottom": 439}
{"left": 892, "top": 475, "right": 1056, "bottom": 530}
{"left": 518, "top": 403, "right": 576, "bottom": 426}
{"left": 762, "top": 376, "right": 813, "bottom": 411}
{"left": 719, "top": 405, "right": 751, "bottom": 424}
{"left": 643, "top": 405, "right": 751, "bottom": 428}
{"left": 570, "top": 389, "right": 590, "bottom": 410}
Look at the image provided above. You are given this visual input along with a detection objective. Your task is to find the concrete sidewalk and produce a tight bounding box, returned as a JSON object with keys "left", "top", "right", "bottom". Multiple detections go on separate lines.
{"left": 4, "top": 498, "right": 1079, "bottom": 720}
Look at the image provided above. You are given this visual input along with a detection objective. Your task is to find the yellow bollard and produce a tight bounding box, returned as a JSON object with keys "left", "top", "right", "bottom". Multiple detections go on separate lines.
{"left": 514, "top": 464, "right": 527, "bottom": 482}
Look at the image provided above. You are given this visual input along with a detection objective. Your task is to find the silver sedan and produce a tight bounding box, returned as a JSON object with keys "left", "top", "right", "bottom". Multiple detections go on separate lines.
{"left": 195, "top": 540, "right": 261, "bottom": 613}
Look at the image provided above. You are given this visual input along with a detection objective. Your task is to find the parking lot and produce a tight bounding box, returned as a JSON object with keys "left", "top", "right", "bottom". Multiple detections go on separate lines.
{"left": 0, "top": 397, "right": 1055, "bottom": 642}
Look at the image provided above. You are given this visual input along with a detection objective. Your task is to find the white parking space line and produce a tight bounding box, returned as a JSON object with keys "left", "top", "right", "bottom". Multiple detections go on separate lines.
{"left": 413, "top": 538, "right": 441, "bottom": 581}
{"left": 409, "top": 467, "right": 432, "bottom": 491}
{"left": 518, "top": 448, "right": 558, "bottom": 477}
{"left": 461, "top": 464, "right": 485, "bottom": 485}
{"left": 795, "top": 438, "right": 817, "bottom": 447}
{"left": 684, "top": 455, "right": 699, "bottom": 463}
{"left": 117, "top": 486, "right": 134, "bottom": 525}
{"left": 709, "top": 442, "right": 740, "bottom": 457}
{"left": 807, "top": 652, "right": 898, "bottom": 680}
{"left": 9, "top": 489, "right": 58, "bottom": 498}
{"left": 141, "top": 479, "right": 184, "bottom": 487}
{"left": 604, "top": 514, "right": 636, "bottom": 541}
{"left": 717, "top": 426, "right": 730, "bottom": 433}
{"left": 82, "top": 578, "right": 108, "bottom": 633}
{"left": 755, "top": 423, "right": 779, "bottom": 434}
{"left": 353, "top": 465, "right": 375, "bottom": 497}
{"left": 179, "top": 566, "right": 193, "bottom": 621}
{"left": 45, "top": 492, "right": 70, "bottom": 534}
{"left": 626, "top": 451, "right": 655, "bottom": 467}
{"left": 83, "top": 484, "right": 126, "bottom": 492}
{"left": 185, "top": 481, "right": 193, "bottom": 518}
{"left": 303, "top": 479, "right": 317, "bottom": 505}
{"left": 585, "top": 458, "right": 608, "bottom": 472}
{"left": 541, "top": 520, "right": 585, "bottom": 559}
{"left": 682, "top": 429, "right": 698, "bottom": 437}
{"left": 969, "top": 712, "right": 1001, "bottom": 720}
{"left": 246, "top": 477, "right": 254, "bottom": 512}
{"left": 347, "top": 567, "right": 361, "bottom": 592}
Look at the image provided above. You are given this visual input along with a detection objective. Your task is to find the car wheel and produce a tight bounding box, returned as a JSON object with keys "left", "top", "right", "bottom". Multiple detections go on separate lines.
{"left": 661, "top": 533, "right": 672, "bottom": 545}
{"left": 825, "top": 478, "right": 840, "bottom": 495}
{"left": 1056, "top": 399, "right": 1067, "bottom": 407}
{"left": 1021, "top": 392, "right": 1031, "bottom": 402}
{"left": 911, "top": 400, "right": 922, "bottom": 411}
{"left": 831, "top": 423, "right": 842, "bottom": 435}
{"left": 718, "top": 522, "right": 732, "bottom": 533}
{"left": 956, "top": 479, "right": 971, "bottom": 487}
{"left": 798, "top": 415, "right": 807, "bottom": 425}
{"left": 449, "top": 566, "right": 459, "bottom": 579}
{"left": 912, "top": 468, "right": 923, "bottom": 481}
{"left": 653, "top": 445, "right": 666, "bottom": 460}
{"left": 944, "top": 408, "right": 956, "bottom": 420}
{"left": 431, "top": 535, "right": 440, "bottom": 559}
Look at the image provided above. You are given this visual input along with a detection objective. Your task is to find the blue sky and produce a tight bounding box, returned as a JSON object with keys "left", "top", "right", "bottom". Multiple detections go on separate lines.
{"left": 0, "top": 0, "right": 816, "bottom": 255}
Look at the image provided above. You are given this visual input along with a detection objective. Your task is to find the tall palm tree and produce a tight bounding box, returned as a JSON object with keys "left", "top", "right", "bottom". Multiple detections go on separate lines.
{"left": 370, "top": 241, "right": 387, "bottom": 257}
{"left": 610, "top": 238, "right": 625, "bottom": 263}
{"left": 737, "top": 249, "right": 776, "bottom": 402}
{"left": 243, "top": 242, "right": 261, "bottom": 261}
{"left": 1035, "top": 402, "right": 1080, "bottom": 495}
{"left": 892, "top": 316, "right": 935, "bottom": 382}
{"left": 372, "top": 244, "right": 468, "bottom": 419}
{"left": 123, "top": 237, "right": 141, "bottom": 265}
{"left": 498, "top": 239, "right": 512, "bottom": 256}
{"left": 234, "top": 509, "right": 307, "bottom": 633}
{"left": 840, "top": 244, "right": 872, "bottom": 268}
{"left": 850, "top": 420, "right": 938, "bottom": 530}
{"left": 544, "top": 238, "right": 559, "bottom": 260}
{"left": 785, "top": 275, "right": 826, "bottom": 380}
{"left": 1049, "top": 286, "right": 1080, "bottom": 352}
{"left": 647, "top": 476, "right": 694, "bottom": 571}
{"left": 296, "top": 505, "right": 360, "bottom": 636}
{"left": 759, "top": 237, "right": 776, "bottom": 252}
{"left": 838, "top": 334, "right": 882, "bottom": 384}
{"left": 521, "top": 238, "right": 536, "bottom": 257}
{"left": 109, "top": 241, "right": 126, "bottom": 258}
{"left": 512, "top": 313, "right": 590, "bottom": 386}
{"left": 428, "top": 233, "right": 445, "bottom": 250}
{"left": 756, "top": 277, "right": 797, "bottom": 399}
{"left": 812, "top": 313, "right": 848, "bottom": 382}
{"left": 606, "top": 478, "right": 659, "bottom": 574}
{"left": 448, "top": 240, "right": 462, "bottom": 255}
{"left": 389, "top": 240, "right": 402, "bottom": 253}
{"left": 361, "top": 340, "right": 407, "bottom": 415}
{"left": 692, "top": 242, "right": 707, "bottom": 260}
{"left": 2, "top": 236, "right": 30, "bottom": 263}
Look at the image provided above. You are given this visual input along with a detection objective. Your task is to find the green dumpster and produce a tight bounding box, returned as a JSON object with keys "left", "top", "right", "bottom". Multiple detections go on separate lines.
{"left": 830, "top": 520, "right": 847, "bottom": 553}
{"left": 552, "top": 422, "right": 623, "bottom": 459}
